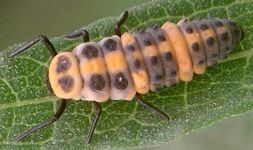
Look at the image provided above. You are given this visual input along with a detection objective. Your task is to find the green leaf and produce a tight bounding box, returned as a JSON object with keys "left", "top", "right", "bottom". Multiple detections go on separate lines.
{"left": 1, "top": 0, "right": 253, "bottom": 149}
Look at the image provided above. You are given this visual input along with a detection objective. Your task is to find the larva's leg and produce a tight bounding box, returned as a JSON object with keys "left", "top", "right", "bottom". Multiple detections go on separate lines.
{"left": 65, "top": 29, "right": 89, "bottom": 42}
{"left": 86, "top": 101, "right": 102, "bottom": 144}
{"left": 135, "top": 94, "right": 172, "bottom": 122}
{"left": 15, "top": 99, "right": 67, "bottom": 141}
{"left": 10, "top": 35, "right": 57, "bottom": 57}
{"left": 115, "top": 10, "right": 129, "bottom": 37}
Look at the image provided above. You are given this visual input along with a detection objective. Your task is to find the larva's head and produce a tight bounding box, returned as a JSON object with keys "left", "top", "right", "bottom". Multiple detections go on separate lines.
{"left": 48, "top": 52, "right": 82, "bottom": 100}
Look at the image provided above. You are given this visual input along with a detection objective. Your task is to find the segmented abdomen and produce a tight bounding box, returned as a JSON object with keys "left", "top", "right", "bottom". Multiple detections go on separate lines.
{"left": 48, "top": 19, "right": 242, "bottom": 102}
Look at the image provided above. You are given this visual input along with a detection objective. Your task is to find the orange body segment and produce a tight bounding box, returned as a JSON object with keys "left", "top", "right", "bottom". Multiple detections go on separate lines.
{"left": 162, "top": 22, "right": 193, "bottom": 81}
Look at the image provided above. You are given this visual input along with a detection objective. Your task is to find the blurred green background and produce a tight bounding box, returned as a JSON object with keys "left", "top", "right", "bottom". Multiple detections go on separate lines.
{"left": 1, "top": 0, "right": 253, "bottom": 150}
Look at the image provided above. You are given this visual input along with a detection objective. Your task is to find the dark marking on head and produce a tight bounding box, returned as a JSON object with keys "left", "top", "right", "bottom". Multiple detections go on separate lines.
{"left": 198, "top": 60, "right": 205, "bottom": 65}
{"left": 89, "top": 74, "right": 105, "bottom": 91}
{"left": 214, "top": 21, "right": 223, "bottom": 27}
{"left": 165, "top": 52, "right": 172, "bottom": 61}
{"left": 113, "top": 72, "right": 128, "bottom": 90}
{"left": 56, "top": 56, "right": 71, "bottom": 73}
{"left": 192, "top": 42, "right": 200, "bottom": 52}
{"left": 82, "top": 45, "right": 98, "bottom": 59}
{"left": 103, "top": 39, "right": 117, "bottom": 51}
{"left": 157, "top": 34, "right": 166, "bottom": 42}
{"left": 58, "top": 75, "right": 74, "bottom": 93}
{"left": 186, "top": 27, "right": 193, "bottom": 34}
{"left": 127, "top": 44, "right": 135, "bottom": 52}
{"left": 221, "top": 32, "right": 229, "bottom": 41}
{"left": 151, "top": 56, "right": 158, "bottom": 65}
{"left": 143, "top": 39, "right": 152, "bottom": 46}
{"left": 134, "top": 60, "right": 141, "bottom": 69}
{"left": 200, "top": 23, "right": 209, "bottom": 30}
{"left": 155, "top": 74, "right": 162, "bottom": 81}
{"left": 206, "top": 37, "right": 215, "bottom": 47}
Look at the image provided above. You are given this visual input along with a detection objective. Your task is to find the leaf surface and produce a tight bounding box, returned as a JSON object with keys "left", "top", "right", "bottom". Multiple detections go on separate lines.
{"left": 0, "top": 0, "right": 253, "bottom": 149}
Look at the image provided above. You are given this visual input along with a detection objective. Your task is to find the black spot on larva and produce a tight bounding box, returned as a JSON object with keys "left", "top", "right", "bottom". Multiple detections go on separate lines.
{"left": 198, "top": 60, "right": 205, "bottom": 65}
{"left": 134, "top": 60, "right": 141, "bottom": 69}
{"left": 155, "top": 87, "right": 161, "bottom": 91}
{"left": 114, "top": 72, "right": 128, "bottom": 90}
{"left": 221, "top": 32, "right": 229, "bottom": 41}
{"left": 155, "top": 74, "right": 162, "bottom": 81}
{"left": 170, "top": 70, "right": 177, "bottom": 77}
{"left": 206, "top": 37, "right": 215, "bottom": 47}
{"left": 58, "top": 75, "right": 74, "bottom": 93}
{"left": 89, "top": 74, "right": 105, "bottom": 91}
{"left": 186, "top": 27, "right": 193, "bottom": 34}
{"left": 211, "top": 53, "right": 218, "bottom": 58}
{"left": 200, "top": 23, "right": 209, "bottom": 30}
{"left": 151, "top": 56, "right": 158, "bottom": 65}
{"left": 165, "top": 52, "right": 172, "bottom": 61}
{"left": 214, "top": 21, "right": 223, "bottom": 27}
{"left": 157, "top": 34, "right": 166, "bottom": 42}
{"left": 127, "top": 44, "right": 135, "bottom": 52}
{"left": 82, "top": 45, "right": 98, "bottom": 59}
{"left": 143, "top": 39, "right": 152, "bottom": 46}
{"left": 192, "top": 42, "right": 200, "bottom": 52}
{"left": 103, "top": 39, "right": 117, "bottom": 51}
{"left": 56, "top": 56, "right": 71, "bottom": 73}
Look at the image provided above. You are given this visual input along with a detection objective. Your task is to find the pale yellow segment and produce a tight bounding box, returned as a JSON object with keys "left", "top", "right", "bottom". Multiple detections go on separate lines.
{"left": 80, "top": 58, "right": 107, "bottom": 75}
{"left": 121, "top": 32, "right": 135, "bottom": 45}
{"left": 158, "top": 41, "right": 175, "bottom": 54}
{"left": 142, "top": 45, "right": 159, "bottom": 57}
{"left": 162, "top": 22, "right": 193, "bottom": 81}
{"left": 132, "top": 71, "right": 149, "bottom": 94}
{"left": 49, "top": 52, "right": 82, "bottom": 100}
{"left": 193, "top": 66, "right": 206, "bottom": 74}
{"left": 105, "top": 51, "right": 127, "bottom": 73}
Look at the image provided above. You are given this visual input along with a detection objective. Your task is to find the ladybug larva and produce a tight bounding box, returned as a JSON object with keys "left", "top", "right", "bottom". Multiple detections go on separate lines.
{"left": 10, "top": 10, "right": 243, "bottom": 144}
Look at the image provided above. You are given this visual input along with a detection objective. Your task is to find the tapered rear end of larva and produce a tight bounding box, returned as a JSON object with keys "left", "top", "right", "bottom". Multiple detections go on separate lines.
{"left": 209, "top": 19, "right": 233, "bottom": 59}
{"left": 161, "top": 22, "right": 193, "bottom": 81}
{"left": 193, "top": 20, "right": 220, "bottom": 66}
{"left": 223, "top": 19, "right": 243, "bottom": 50}
{"left": 121, "top": 32, "right": 150, "bottom": 94}
{"left": 177, "top": 19, "right": 207, "bottom": 74}
{"left": 74, "top": 42, "right": 110, "bottom": 102}
{"left": 147, "top": 26, "right": 179, "bottom": 87}
{"left": 134, "top": 31, "right": 165, "bottom": 91}
{"left": 49, "top": 52, "right": 82, "bottom": 100}
{"left": 99, "top": 35, "right": 136, "bottom": 100}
